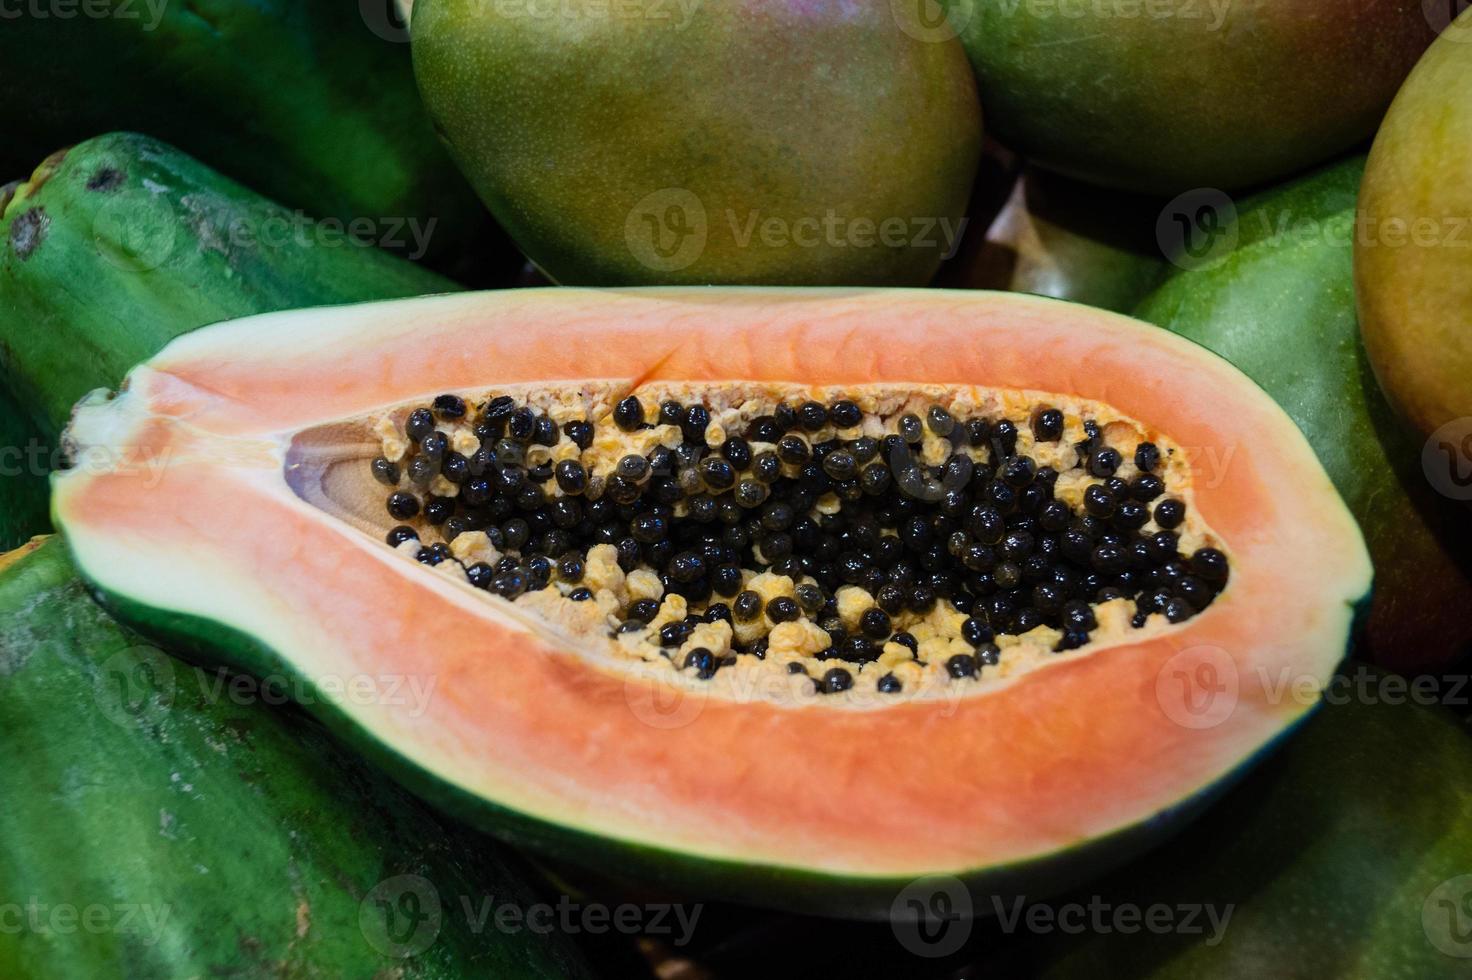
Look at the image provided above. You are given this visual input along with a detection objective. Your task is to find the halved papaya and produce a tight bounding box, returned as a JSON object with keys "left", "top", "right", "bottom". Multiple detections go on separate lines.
{"left": 52, "top": 289, "right": 1369, "bottom": 916}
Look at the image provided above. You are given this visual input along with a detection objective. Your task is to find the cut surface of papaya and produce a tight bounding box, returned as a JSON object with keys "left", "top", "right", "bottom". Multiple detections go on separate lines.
{"left": 52, "top": 288, "right": 1370, "bottom": 916}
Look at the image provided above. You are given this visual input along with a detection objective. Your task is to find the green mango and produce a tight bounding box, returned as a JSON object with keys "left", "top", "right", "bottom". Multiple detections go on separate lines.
{"left": 411, "top": 0, "right": 981, "bottom": 286}
{"left": 1357, "top": 7, "right": 1472, "bottom": 437}
{"left": 952, "top": 0, "right": 1433, "bottom": 194}
{"left": 1038, "top": 672, "right": 1472, "bottom": 978}
{"left": 0, "top": 133, "right": 459, "bottom": 436}
{"left": 1134, "top": 156, "right": 1472, "bottom": 672}
{"left": 0, "top": 0, "right": 484, "bottom": 255}
{"left": 0, "top": 538, "right": 593, "bottom": 977}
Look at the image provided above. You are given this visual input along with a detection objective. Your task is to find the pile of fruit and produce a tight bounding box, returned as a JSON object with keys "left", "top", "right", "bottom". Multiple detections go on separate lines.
{"left": 2, "top": 2, "right": 1470, "bottom": 976}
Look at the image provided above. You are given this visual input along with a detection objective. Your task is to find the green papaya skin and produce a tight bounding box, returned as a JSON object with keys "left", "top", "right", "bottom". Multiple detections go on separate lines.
{"left": 953, "top": 0, "right": 1433, "bottom": 194}
{"left": 944, "top": 168, "right": 1169, "bottom": 312}
{"left": 1037, "top": 675, "right": 1472, "bottom": 978}
{"left": 1134, "top": 156, "right": 1472, "bottom": 673}
{"left": 0, "top": 383, "right": 50, "bottom": 549}
{"left": 0, "top": 133, "right": 460, "bottom": 436}
{"left": 1356, "top": 8, "right": 1472, "bottom": 438}
{"left": 0, "top": 539, "right": 594, "bottom": 978}
{"left": 411, "top": 0, "right": 982, "bottom": 286}
{"left": 0, "top": 0, "right": 484, "bottom": 255}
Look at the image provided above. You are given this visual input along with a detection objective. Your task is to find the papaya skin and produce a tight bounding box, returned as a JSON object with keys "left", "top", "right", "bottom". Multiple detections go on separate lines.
{"left": 1356, "top": 9, "right": 1472, "bottom": 438}
{"left": 1135, "top": 156, "right": 1472, "bottom": 673}
{"left": 954, "top": 0, "right": 1434, "bottom": 194}
{"left": 0, "top": 538, "right": 593, "bottom": 979}
{"left": 0, "top": 384, "right": 49, "bottom": 549}
{"left": 0, "top": 0, "right": 483, "bottom": 257}
{"left": 1038, "top": 673, "right": 1472, "bottom": 979}
{"left": 0, "top": 133, "right": 459, "bottom": 437}
{"left": 411, "top": 0, "right": 982, "bottom": 286}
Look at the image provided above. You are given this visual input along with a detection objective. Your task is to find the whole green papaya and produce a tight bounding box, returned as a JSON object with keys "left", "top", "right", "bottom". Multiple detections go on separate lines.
{"left": 0, "top": 538, "right": 594, "bottom": 978}
{"left": 0, "top": 384, "right": 49, "bottom": 549}
{"left": 0, "top": 0, "right": 484, "bottom": 255}
{"left": 0, "top": 132, "right": 459, "bottom": 436}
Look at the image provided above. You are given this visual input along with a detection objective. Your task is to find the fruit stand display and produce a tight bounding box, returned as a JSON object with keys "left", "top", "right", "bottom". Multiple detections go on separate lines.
{"left": 1, "top": 3, "right": 1468, "bottom": 977}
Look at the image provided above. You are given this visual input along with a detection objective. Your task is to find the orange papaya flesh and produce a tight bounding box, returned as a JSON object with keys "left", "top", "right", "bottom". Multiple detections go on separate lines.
{"left": 52, "top": 289, "right": 1369, "bottom": 916}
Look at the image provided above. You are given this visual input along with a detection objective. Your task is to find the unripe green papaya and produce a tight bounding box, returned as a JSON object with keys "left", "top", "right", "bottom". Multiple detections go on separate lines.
{"left": 0, "top": 0, "right": 484, "bottom": 255}
{"left": 0, "top": 385, "right": 49, "bottom": 549}
{"left": 0, "top": 133, "right": 460, "bottom": 436}
{"left": 0, "top": 538, "right": 593, "bottom": 978}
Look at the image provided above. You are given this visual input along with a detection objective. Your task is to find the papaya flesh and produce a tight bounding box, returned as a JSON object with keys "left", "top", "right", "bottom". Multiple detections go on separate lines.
{"left": 1037, "top": 671, "right": 1472, "bottom": 979}
{"left": 0, "top": 0, "right": 484, "bottom": 257}
{"left": 0, "top": 133, "right": 460, "bottom": 437}
{"left": 0, "top": 538, "right": 592, "bottom": 979}
{"left": 1356, "top": 7, "right": 1472, "bottom": 438}
{"left": 411, "top": 0, "right": 981, "bottom": 286}
{"left": 52, "top": 288, "right": 1368, "bottom": 916}
{"left": 954, "top": 0, "right": 1434, "bottom": 194}
{"left": 1135, "top": 155, "right": 1472, "bottom": 673}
